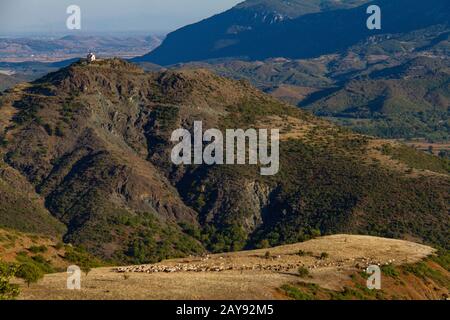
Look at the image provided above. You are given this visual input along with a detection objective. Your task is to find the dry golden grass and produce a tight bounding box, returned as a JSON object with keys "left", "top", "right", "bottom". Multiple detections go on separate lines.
{"left": 257, "top": 115, "right": 317, "bottom": 140}
{"left": 269, "top": 85, "right": 319, "bottom": 105}
{"left": 16, "top": 235, "right": 435, "bottom": 300}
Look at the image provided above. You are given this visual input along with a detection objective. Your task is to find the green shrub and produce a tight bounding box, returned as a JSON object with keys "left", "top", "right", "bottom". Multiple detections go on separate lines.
{"left": 0, "top": 262, "right": 19, "bottom": 300}
{"left": 310, "top": 229, "right": 321, "bottom": 238}
{"left": 381, "top": 264, "right": 400, "bottom": 278}
{"left": 64, "top": 246, "right": 101, "bottom": 276}
{"left": 319, "top": 252, "right": 329, "bottom": 260}
{"left": 179, "top": 222, "right": 202, "bottom": 240}
{"left": 54, "top": 242, "right": 64, "bottom": 250}
{"left": 297, "top": 250, "right": 306, "bottom": 256}
{"left": 430, "top": 249, "right": 450, "bottom": 271}
{"left": 55, "top": 126, "right": 64, "bottom": 137}
{"left": 258, "top": 239, "right": 270, "bottom": 249}
{"left": 281, "top": 284, "right": 314, "bottom": 300}
{"left": 43, "top": 124, "right": 53, "bottom": 136}
{"left": 15, "top": 252, "right": 55, "bottom": 274}
{"left": 16, "top": 263, "right": 44, "bottom": 287}
{"left": 297, "top": 266, "right": 310, "bottom": 278}
{"left": 28, "top": 245, "right": 47, "bottom": 254}
{"left": 403, "top": 262, "right": 448, "bottom": 287}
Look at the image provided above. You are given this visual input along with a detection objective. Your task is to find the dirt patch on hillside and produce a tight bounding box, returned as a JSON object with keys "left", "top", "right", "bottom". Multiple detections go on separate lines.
{"left": 0, "top": 228, "right": 66, "bottom": 268}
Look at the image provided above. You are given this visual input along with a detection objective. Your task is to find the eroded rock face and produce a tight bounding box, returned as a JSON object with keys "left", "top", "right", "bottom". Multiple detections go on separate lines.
{"left": 2, "top": 60, "right": 206, "bottom": 260}
{"left": 238, "top": 181, "right": 271, "bottom": 232}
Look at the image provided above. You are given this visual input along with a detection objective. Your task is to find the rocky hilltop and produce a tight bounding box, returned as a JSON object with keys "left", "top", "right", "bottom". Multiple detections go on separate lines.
{"left": 0, "top": 58, "right": 448, "bottom": 263}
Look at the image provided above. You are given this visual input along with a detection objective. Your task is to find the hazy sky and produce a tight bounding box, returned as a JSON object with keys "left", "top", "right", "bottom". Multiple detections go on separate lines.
{"left": 0, "top": 0, "right": 243, "bottom": 35}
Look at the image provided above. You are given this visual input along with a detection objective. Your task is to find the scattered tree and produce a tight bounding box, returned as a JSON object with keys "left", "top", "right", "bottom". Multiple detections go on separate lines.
{"left": 16, "top": 263, "right": 44, "bottom": 287}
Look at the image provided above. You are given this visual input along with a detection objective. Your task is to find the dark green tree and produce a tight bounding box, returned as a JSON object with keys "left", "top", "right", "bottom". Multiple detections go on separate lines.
{"left": 16, "top": 263, "right": 44, "bottom": 287}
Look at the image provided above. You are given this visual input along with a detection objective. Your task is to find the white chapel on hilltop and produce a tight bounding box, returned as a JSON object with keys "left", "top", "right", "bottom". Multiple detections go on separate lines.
{"left": 87, "top": 52, "right": 96, "bottom": 63}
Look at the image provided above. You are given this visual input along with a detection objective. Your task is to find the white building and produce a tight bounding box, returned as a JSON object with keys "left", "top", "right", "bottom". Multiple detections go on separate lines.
{"left": 87, "top": 52, "right": 96, "bottom": 63}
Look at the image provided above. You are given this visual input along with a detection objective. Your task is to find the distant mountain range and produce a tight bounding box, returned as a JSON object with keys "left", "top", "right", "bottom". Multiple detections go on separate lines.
{"left": 160, "top": 22, "right": 449, "bottom": 140}
{"left": 0, "top": 34, "right": 163, "bottom": 62}
{"left": 135, "top": 0, "right": 449, "bottom": 65}
{"left": 131, "top": 0, "right": 450, "bottom": 142}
